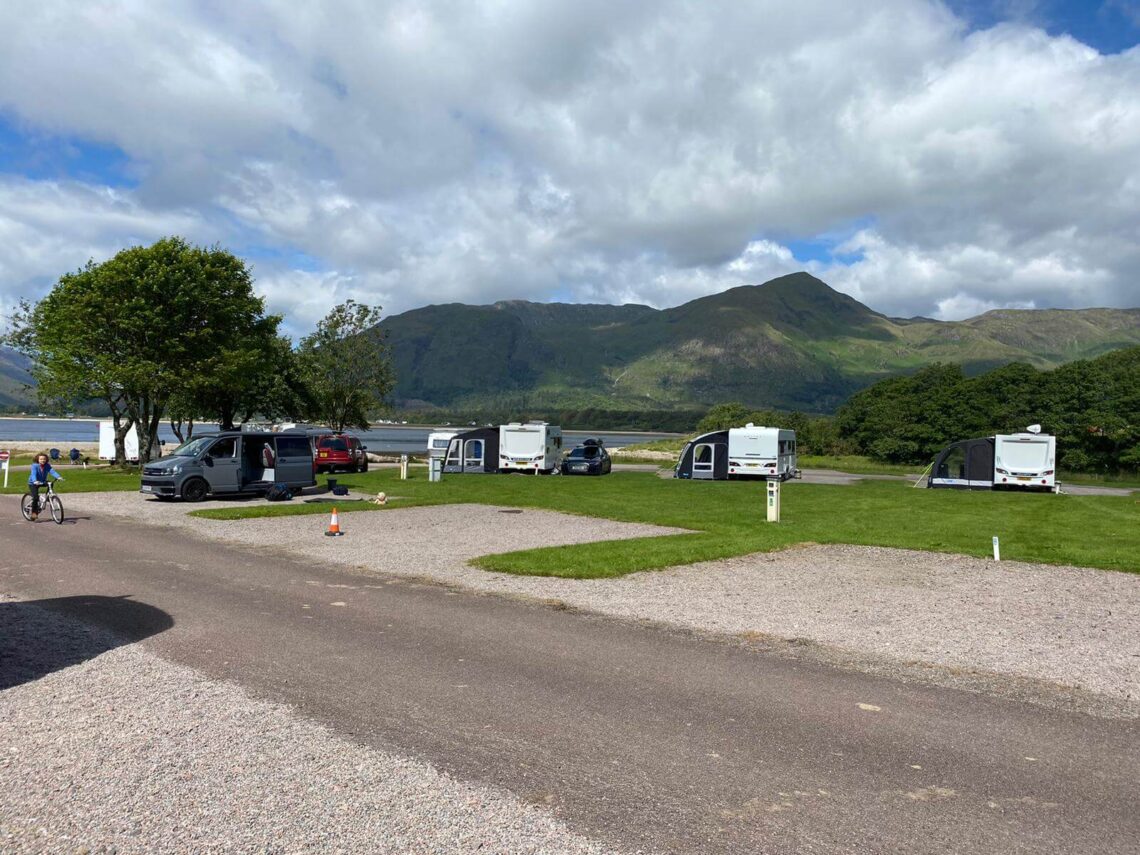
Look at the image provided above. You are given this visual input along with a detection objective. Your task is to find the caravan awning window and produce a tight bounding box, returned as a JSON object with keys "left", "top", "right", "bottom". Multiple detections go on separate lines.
{"left": 464, "top": 439, "right": 484, "bottom": 467}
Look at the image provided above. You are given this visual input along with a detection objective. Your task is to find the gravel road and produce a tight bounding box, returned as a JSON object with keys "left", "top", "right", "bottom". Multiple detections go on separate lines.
{"left": 62, "top": 491, "right": 1140, "bottom": 712}
{"left": 0, "top": 596, "right": 625, "bottom": 854}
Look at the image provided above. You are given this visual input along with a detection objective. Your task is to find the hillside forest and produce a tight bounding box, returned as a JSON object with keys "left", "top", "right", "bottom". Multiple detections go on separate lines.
{"left": 699, "top": 346, "right": 1140, "bottom": 473}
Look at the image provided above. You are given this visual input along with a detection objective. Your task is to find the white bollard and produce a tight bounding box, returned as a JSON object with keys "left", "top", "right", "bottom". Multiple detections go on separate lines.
{"left": 399, "top": 453, "right": 409, "bottom": 480}
{"left": 766, "top": 477, "right": 781, "bottom": 523}
{"left": 992, "top": 536, "right": 1001, "bottom": 562}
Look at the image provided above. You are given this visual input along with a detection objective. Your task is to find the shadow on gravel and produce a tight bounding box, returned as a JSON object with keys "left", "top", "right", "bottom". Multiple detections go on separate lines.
{"left": 0, "top": 595, "right": 173, "bottom": 691}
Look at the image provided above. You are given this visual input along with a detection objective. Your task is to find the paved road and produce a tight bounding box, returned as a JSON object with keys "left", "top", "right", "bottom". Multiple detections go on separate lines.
{"left": 2, "top": 500, "right": 1137, "bottom": 854}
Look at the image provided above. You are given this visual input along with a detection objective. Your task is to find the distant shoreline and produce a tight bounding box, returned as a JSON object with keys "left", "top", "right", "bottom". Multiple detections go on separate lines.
{"left": 0, "top": 416, "right": 681, "bottom": 437}
{"left": 0, "top": 416, "right": 101, "bottom": 423}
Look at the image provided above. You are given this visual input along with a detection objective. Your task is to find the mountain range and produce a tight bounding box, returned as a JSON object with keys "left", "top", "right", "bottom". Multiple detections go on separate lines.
{"left": 379, "top": 273, "right": 1140, "bottom": 414}
{"left": 6, "top": 273, "right": 1138, "bottom": 416}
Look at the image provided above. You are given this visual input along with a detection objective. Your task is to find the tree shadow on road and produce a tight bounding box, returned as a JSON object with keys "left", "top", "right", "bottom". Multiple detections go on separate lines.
{"left": 0, "top": 595, "right": 173, "bottom": 691}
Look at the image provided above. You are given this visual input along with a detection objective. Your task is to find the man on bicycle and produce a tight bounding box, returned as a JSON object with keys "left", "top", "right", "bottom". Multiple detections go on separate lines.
{"left": 28, "top": 451, "right": 63, "bottom": 521}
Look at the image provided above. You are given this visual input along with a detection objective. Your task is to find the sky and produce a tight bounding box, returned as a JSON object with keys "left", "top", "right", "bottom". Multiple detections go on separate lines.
{"left": 1, "top": 0, "right": 1138, "bottom": 337}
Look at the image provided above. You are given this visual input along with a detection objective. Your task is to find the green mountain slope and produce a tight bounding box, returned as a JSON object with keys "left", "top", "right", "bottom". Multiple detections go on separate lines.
{"left": 0, "top": 346, "right": 34, "bottom": 409}
{"left": 379, "top": 273, "right": 1140, "bottom": 413}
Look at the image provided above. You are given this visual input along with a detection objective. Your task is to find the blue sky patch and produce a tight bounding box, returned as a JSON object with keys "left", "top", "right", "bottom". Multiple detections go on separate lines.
{"left": 947, "top": 0, "right": 1140, "bottom": 54}
{"left": 0, "top": 113, "right": 138, "bottom": 188}
{"left": 238, "top": 243, "right": 326, "bottom": 274}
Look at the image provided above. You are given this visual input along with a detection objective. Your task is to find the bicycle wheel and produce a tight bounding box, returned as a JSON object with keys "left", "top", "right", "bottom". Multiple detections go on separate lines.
{"left": 20, "top": 493, "right": 34, "bottom": 521}
{"left": 48, "top": 495, "right": 64, "bottom": 524}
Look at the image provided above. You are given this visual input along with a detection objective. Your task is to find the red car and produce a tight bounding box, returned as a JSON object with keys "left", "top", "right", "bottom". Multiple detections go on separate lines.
{"left": 314, "top": 434, "right": 369, "bottom": 473}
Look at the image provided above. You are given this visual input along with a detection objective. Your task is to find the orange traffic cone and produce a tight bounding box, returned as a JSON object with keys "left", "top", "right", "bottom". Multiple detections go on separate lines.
{"left": 325, "top": 507, "right": 344, "bottom": 537}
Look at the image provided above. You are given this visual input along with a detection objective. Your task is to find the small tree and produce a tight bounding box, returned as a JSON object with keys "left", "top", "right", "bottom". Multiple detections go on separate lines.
{"left": 297, "top": 301, "right": 394, "bottom": 431}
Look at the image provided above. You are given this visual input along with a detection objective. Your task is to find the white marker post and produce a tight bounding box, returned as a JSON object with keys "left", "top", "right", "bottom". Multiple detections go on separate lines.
{"left": 992, "top": 536, "right": 1001, "bottom": 562}
{"left": 400, "top": 453, "right": 409, "bottom": 480}
{"left": 766, "top": 477, "right": 781, "bottom": 523}
{"left": 0, "top": 450, "right": 9, "bottom": 489}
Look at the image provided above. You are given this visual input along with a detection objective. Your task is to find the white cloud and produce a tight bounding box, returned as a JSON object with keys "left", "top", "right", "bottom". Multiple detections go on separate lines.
{"left": 0, "top": 0, "right": 1137, "bottom": 333}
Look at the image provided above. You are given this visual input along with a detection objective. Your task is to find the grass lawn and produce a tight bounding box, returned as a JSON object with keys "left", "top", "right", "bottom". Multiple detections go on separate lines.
{"left": 190, "top": 469, "right": 1139, "bottom": 578}
{"left": 0, "top": 464, "right": 143, "bottom": 494}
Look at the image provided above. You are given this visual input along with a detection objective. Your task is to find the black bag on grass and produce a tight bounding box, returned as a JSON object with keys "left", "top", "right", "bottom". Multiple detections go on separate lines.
{"left": 265, "top": 483, "right": 293, "bottom": 501}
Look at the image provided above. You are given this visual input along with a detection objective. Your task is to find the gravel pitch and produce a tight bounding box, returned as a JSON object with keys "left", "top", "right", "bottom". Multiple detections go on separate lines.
{"left": 0, "top": 596, "right": 625, "bottom": 854}
{"left": 62, "top": 491, "right": 1140, "bottom": 710}
{"left": 6, "top": 490, "right": 1140, "bottom": 850}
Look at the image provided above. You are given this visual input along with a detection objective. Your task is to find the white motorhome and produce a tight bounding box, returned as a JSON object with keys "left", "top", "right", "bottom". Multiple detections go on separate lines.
{"left": 994, "top": 429, "right": 1057, "bottom": 491}
{"left": 98, "top": 420, "right": 139, "bottom": 463}
{"left": 727, "top": 424, "right": 798, "bottom": 480}
{"left": 498, "top": 422, "right": 563, "bottom": 474}
{"left": 929, "top": 425, "right": 1057, "bottom": 492}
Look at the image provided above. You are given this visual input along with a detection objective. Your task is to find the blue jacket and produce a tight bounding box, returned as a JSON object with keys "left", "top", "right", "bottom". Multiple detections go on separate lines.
{"left": 29, "top": 461, "right": 61, "bottom": 485}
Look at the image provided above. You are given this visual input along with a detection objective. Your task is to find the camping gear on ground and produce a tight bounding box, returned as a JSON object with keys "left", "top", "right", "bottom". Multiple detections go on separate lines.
{"left": 265, "top": 483, "right": 293, "bottom": 501}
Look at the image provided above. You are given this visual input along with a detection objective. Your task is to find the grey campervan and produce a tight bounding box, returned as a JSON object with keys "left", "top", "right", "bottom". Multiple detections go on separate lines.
{"left": 140, "top": 431, "right": 316, "bottom": 501}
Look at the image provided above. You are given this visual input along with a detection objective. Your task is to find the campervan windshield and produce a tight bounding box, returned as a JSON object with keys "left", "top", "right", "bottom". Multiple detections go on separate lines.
{"left": 169, "top": 436, "right": 216, "bottom": 457}
{"left": 998, "top": 439, "right": 1051, "bottom": 472}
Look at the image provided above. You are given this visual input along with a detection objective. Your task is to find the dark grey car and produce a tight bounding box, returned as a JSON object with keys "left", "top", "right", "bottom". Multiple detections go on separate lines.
{"left": 140, "top": 431, "right": 316, "bottom": 501}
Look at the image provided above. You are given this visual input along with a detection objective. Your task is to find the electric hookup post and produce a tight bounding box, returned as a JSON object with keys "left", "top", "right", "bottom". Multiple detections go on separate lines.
{"left": 766, "top": 477, "right": 781, "bottom": 523}
{"left": 0, "top": 450, "right": 9, "bottom": 489}
{"left": 400, "top": 453, "right": 409, "bottom": 480}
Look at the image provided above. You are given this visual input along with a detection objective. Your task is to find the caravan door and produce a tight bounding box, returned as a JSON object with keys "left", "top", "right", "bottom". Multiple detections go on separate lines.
{"left": 463, "top": 438, "right": 485, "bottom": 471}
{"left": 692, "top": 443, "right": 718, "bottom": 479}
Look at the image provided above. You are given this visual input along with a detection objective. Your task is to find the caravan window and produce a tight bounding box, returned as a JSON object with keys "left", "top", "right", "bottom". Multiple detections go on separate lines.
{"left": 464, "top": 439, "right": 484, "bottom": 467}
{"left": 938, "top": 445, "right": 967, "bottom": 480}
{"left": 445, "top": 440, "right": 461, "bottom": 466}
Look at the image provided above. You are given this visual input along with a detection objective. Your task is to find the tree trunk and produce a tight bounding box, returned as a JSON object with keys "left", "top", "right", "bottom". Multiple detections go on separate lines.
{"left": 129, "top": 395, "right": 167, "bottom": 464}
{"left": 102, "top": 389, "right": 134, "bottom": 468}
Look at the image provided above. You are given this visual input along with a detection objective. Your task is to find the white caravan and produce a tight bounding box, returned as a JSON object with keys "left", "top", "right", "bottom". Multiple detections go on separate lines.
{"left": 675, "top": 423, "right": 798, "bottom": 480}
{"left": 727, "top": 423, "right": 798, "bottom": 480}
{"left": 994, "top": 428, "right": 1057, "bottom": 491}
{"left": 498, "top": 422, "right": 563, "bottom": 474}
{"left": 427, "top": 430, "right": 458, "bottom": 460}
{"left": 98, "top": 420, "right": 139, "bottom": 463}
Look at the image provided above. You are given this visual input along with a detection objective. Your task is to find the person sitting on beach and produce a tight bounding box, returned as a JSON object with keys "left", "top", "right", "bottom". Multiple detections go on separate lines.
{"left": 28, "top": 452, "right": 63, "bottom": 521}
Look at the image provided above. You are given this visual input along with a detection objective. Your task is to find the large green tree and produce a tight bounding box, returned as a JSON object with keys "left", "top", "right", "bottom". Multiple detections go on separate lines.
{"left": 297, "top": 300, "right": 394, "bottom": 431}
{"left": 6, "top": 275, "right": 136, "bottom": 463}
{"left": 6, "top": 237, "right": 285, "bottom": 462}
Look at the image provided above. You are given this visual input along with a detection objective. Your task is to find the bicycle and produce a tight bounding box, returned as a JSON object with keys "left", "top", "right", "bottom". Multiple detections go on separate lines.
{"left": 21, "top": 480, "right": 64, "bottom": 524}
